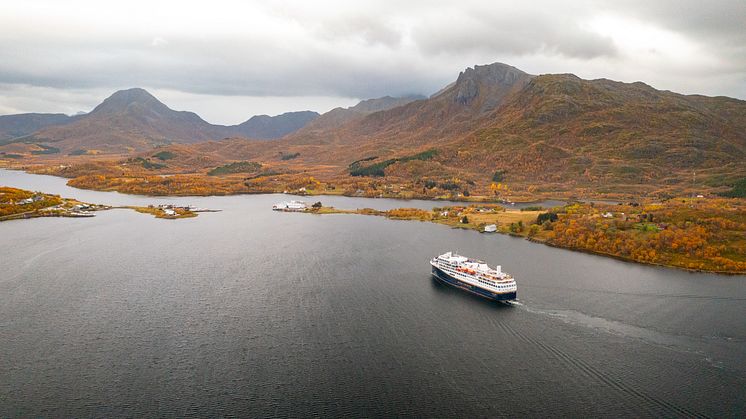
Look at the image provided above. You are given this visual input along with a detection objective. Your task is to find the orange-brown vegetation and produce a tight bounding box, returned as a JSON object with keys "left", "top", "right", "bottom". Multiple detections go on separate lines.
{"left": 0, "top": 186, "right": 62, "bottom": 218}
{"left": 130, "top": 206, "right": 197, "bottom": 219}
{"left": 544, "top": 199, "right": 746, "bottom": 273}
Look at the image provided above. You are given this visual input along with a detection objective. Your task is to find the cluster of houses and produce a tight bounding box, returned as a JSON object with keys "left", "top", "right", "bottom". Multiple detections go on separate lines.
{"left": 15, "top": 194, "right": 45, "bottom": 205}
{"left": 148, "top": 204, "right": 196, "bottom": 216}
{"left": 72, "top": 204, "right": 95, "bottom": 211}
{"left": 5, "top": 193, "right": 99, "bottom": 218}
{"left": 599, "top": 211, "right": 669, "bottom": 230}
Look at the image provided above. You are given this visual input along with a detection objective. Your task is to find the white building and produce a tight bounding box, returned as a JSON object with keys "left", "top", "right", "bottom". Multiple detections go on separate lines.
{"left": 272, "top": 200, "right": 308, "bottom": 212}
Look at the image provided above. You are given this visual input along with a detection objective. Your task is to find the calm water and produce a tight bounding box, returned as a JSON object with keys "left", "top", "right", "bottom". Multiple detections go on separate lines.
{"left": 1, "top": 169, "right": 744, "bottom": 417}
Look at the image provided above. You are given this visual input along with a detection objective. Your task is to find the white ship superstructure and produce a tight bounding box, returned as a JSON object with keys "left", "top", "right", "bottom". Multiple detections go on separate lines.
{"left": 272, "top": 200, "right": 308, "bottom": 212}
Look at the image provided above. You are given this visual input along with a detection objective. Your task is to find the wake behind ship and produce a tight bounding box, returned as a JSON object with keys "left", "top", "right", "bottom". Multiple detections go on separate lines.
{"left": 431, "top": 252, "right": 517, "bottom": 301}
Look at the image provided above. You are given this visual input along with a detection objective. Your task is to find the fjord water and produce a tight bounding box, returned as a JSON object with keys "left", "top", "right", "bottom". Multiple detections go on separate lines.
{"left": 1, "top": 170, "right": 744, "bottom": 417}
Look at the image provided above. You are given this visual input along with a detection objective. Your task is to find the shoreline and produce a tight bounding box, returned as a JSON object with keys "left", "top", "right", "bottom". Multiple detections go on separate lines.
{"left": 0, "top": 184, "right": 205, "bottom": 222}
{"left": 0, "top": 166, "right": 587, "bottom": 206}
{"left": 304, "top": 205, "right": 746, "bottom": 276}
{"left": 3, "top": 169, "right": 744, "bottom": 274}
{"left": 529, "top": 238, "right": 746, "bottom": 276}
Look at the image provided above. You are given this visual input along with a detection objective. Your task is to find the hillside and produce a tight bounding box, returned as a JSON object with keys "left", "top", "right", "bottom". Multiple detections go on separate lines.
{"left": 447, "top": 74, "right": 746, "bottom": 191}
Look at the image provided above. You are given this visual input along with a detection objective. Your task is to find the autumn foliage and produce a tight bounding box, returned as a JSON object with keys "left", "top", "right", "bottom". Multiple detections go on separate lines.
{"left": 0, "top": 187, "right": 62, "bottom": 217}
{"left": 544, "top": 199, "right": 746, "bottom": 273}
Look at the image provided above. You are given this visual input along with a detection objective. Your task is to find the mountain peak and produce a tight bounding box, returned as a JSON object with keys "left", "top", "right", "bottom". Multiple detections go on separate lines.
{"left": 453, "top": 62, "right": 533, "bottom": 106}
{"left": 90, "top": 87, "right": 168, "bottom": 115}
{"left": 463, "top": 62, "right": 527, "bottom": 78}
{"left": 106, "top": 87, "right": 158, "bottom": 103}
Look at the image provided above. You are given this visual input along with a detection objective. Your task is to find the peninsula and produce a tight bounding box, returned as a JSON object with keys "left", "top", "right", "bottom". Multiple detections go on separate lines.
{"left": 305, "top": 197, "right": 746, "bottom": 274}
{"left": 0, "top": 186, "right": 204, "bottom": 221}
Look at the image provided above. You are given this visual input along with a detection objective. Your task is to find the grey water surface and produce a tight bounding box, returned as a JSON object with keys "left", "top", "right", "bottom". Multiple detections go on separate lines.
{"left": 1, "top": 169, "right": 744, "bottom": 417}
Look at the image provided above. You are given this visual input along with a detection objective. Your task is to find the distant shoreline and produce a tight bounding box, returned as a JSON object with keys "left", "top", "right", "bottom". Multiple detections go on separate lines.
{"left": 303, "top": 203, "right": 746, "bottom": 276}
{"left": 0, "top": 166, "right": 584, "bottom": 206}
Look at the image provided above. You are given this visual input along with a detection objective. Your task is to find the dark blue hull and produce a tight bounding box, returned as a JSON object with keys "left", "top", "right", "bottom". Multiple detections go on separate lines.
{"left": 431, "top": 265, "right": 516, "bottom": 301}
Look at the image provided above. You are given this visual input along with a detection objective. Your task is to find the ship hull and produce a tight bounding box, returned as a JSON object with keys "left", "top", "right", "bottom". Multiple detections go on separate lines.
{"left": 431, "top": 265, "right": 516, "bottom": 301}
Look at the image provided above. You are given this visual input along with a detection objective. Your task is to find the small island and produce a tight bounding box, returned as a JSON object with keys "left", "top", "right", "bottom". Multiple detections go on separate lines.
{"left": 306, "top": 198, "right": 746, "bottom": 274}
{"left": 128, "top": 204, "right": 198, "bottom": 219}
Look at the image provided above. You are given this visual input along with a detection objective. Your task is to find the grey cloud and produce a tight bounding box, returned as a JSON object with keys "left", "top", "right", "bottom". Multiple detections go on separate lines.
{"left": 313, "top": 15, "right": 404, "bottom": 47}
{"left": 0, "top": 0, "right": 744, "bottom": 116}
{"left": 412, "top": 7, "right": 617, "bottom": 59}
{"left": 603, "top": 0, "right": 746, "bottom": 71}
{"left": 0, "top": 34, "right": 445, "bottom": 99}
{"left": 617, "top": 0, "right": 746, "bottom": 42}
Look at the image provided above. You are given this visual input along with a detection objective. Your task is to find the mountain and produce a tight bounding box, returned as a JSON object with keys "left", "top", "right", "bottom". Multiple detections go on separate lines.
{"left": 183, "top": 62, "right": 746, "bottom": 194}
{"left": 25, "top": 88, "right": 234, "bottom": 153}
{"left": 9, "top": 88, "right": 319, "bottom": 154}
{"left": 232, "top": 111, "right": 319, "bottom": 140}
{"left": 302, "top": 95, "right": 426, "bottom": 132}
{"left": 0, "top": 113, "right": 74, "bottom": 142}
{"left": 0, "top": 88, "right": 421, "bottom": 156}
{"left": 453, "top": 73, "right": 746, "bottom": 187}
{"left": 244, "top": 63, "right": 534, "bottom": 158}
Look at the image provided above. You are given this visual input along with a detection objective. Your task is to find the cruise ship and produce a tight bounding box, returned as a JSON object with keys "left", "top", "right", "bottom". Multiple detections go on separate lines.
{"left": 430, "top": 252, "right": 517, "bottom": 301}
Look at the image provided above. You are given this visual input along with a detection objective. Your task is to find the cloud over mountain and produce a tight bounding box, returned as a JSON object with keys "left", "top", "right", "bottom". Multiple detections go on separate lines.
{"left": 0, "top": 0, "right": 744, "bottom": 119}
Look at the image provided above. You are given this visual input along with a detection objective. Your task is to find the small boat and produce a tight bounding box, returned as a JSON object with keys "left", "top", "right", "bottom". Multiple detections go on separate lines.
{"left": 68, "top": 211, "right": 96, "bottom": 217}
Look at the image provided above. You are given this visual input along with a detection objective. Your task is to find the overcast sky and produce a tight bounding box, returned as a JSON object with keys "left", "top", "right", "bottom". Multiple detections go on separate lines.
{"left": 1, "top": 0, "right": 744, "bottom": 124}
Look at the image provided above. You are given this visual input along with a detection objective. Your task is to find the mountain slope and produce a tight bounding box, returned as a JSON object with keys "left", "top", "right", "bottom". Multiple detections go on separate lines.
{"left": 442, "top": 74, "right": 746, "bottom": 186}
